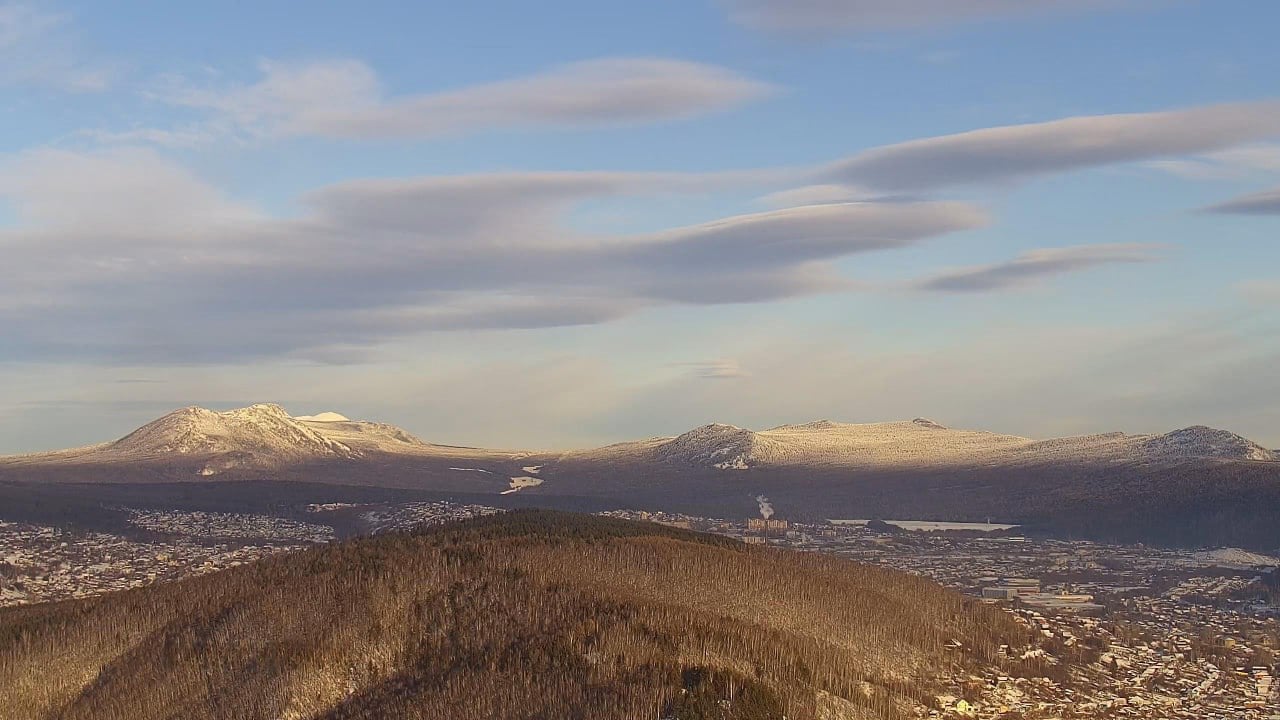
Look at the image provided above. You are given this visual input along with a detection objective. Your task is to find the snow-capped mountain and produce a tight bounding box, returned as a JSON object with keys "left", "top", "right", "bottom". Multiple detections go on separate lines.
{"left": 106, "top": 404, "right": 436, "bottom": 463}
{"left": 1, "top": 404, "right": 451, "bottom": 477}
{"left": 5, "top": 406, "right": 1273, "bottom": 476}
{"left": 618, "top": 417, "right": 1019, "bottom": 471}
{"left": 648, "top": 418, "right": 1016, "bottom": 470}
{"left": 3, "top": 406, "right": 1278, "bottom": 549}
{"left": 104, "top": 404, "right": 358, "bottom": 475}
{"left": 601, "top": 417, "right": 1276, "bottom": 471}
{"left": 111, "top": 404, "right": 357, "bottom": 461}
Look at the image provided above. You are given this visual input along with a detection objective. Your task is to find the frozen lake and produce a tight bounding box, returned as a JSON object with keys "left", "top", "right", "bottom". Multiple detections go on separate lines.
{"left": 829, "top": 519, "right": 1020, "bottom": 532}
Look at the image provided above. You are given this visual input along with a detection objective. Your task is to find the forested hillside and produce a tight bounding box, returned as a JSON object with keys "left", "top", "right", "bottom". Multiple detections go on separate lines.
{"left": 0, "top": 511, "right": 1028, "bottom": 720}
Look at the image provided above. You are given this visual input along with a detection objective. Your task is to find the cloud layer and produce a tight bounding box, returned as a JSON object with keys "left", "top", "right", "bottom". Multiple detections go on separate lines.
{"left": 4, "top": 3, "right": 1279, "bottom": 454}
{"left": 0, "top": 149, "right": 985, "bottom": 363}
{"left": 16, "top": 97, "right": 1280, "bottom": 365}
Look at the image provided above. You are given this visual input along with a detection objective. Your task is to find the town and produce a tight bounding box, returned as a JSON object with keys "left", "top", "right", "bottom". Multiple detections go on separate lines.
{"left": 0, "top": 514, "right": 321, "bottom": 606}
{"left": 2, "top": 504, "right": 1277, "bottom": 717}
{"left": 602, "top": 509, "right": 1280, "bottom": 718}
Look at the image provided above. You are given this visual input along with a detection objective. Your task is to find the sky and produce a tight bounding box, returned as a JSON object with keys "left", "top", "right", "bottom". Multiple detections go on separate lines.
{"left": 2, "top": 0, "right": 1279, "bottom": 453}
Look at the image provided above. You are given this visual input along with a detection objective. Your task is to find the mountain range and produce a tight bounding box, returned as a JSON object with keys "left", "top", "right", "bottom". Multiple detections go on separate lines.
{"left": 2, "top": 404, "right": 1278, "bottom": 549}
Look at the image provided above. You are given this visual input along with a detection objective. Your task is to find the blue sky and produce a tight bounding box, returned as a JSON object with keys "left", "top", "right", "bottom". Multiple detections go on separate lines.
{"left": 2, "top": 0, "right": 1279, "bottom": 452}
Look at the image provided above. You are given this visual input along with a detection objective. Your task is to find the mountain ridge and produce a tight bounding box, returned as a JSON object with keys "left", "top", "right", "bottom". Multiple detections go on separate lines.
{"left": 622, "top": 417, "right": 1276, "bottom": 471}
{"left": 2, "top": 405, "right": 1278, "bottom": 549}
{"left": 1, "top": 404, "right": 1274, "bottom": 467}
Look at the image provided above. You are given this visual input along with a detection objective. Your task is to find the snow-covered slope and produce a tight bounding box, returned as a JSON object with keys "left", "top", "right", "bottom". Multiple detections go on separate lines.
{"left": 293, "top": 412, "right": 351, "bottom": 423}
{"left": 108, "top": 405, "right": 435, "bottom": 459}
{"left": 1141, "top": 426, "right": 1275, "bottom": 462}
{"left": 639, "top": 418, "right": 1028, "bottom": 470}
{"left": 3, "top": 405, "right": 1272, "bottom": 482}
{"left": 747, "top": 418, "right": 1030, "bottom": 468}
{"left": 1191, "top": 548, "right": 1280, "bottom": 567}
{"left": 655, "top": 423, "right": 762, "bottom": 469}
{"left": 295, "top": 417, "right": 428, "bottom": 452}
{"left": 598, "top": 418, "right": 1276, "bottom": 471}
{"left": 111, "top": 404, "right": 357, "bottom": 463}
{"left": 9, "top": 404, "right": 437, "bottom": 477}
{"left": 0, "top": 403, "right": 527, "bottom": 480}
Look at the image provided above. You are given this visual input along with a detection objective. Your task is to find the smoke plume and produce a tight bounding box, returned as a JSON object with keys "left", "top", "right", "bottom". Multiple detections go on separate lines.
{"left": 755, "top": 494, "right": 774, "bottom": 519}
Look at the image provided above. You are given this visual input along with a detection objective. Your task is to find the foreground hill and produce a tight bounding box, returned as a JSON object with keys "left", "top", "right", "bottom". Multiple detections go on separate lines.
{"left": 2, "top": 405, "right": 1278, "bottom": 549}
{"left": 0, "top": 511, "right": 1027, "bottom": 720}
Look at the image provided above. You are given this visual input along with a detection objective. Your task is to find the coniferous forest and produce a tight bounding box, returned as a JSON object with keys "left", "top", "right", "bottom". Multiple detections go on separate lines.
{"left": 0, "top": 511, "right": 1027, "bottom": 720}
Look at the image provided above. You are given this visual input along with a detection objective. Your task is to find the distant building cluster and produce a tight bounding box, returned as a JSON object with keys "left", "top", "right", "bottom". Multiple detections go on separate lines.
{"left": 982, "top": 578, "right": 1105, "bottom": 614}
{"left": 128, "top": 509, "right": 335, "bottom": 542}
{"left": 0, "top": 518, "right": 310, "bottom": 608}
{"left": 352, "top": 501, "right": 501, "bottom": 534}
{"left": 746, "top": 517, "right": 789, "bottom": 534}
{"left": 981, "top": 578, "right": 1041, "bottom": 599}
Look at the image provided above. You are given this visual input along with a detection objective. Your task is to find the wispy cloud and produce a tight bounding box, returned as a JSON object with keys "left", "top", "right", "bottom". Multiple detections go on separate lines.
{"left": 76, "top": 125, "right": 219, "bottom": 149}
{"left": 1146, "top": 143, "right": 1280, "bottom": 181}
{"left": 756, "top": 183, "right": 875, "bottom": 208}
{"left": 672, "top": 359, "right": 751, "bottom": 380}
{"left": 723, "top": 0, "right": 1130, "bottom": 33}
{"left": 822, "top": 102, "right": 1280, "bottom": 192}
{"left": 913, "top": 243, "right": 1165, "bottom": 293}
{"left": 1203, "top": 186, "right": 1280, "bottom": 215}
{"left": 0, "top": 2, "right": 112, "bottom": 91}
{"left": 118, "top": 57, "right": 771, "bottom": 144}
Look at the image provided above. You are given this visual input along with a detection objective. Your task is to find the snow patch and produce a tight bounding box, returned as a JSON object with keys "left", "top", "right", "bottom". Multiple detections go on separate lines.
{"left": 294, "top": 411, "right": 351, "bottom": 422}
{"left": 1192, "top": 548, "right": 1280, "bottom": 567}
{"left": 501, "top": 476, "right": 544, "bottom": 494}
